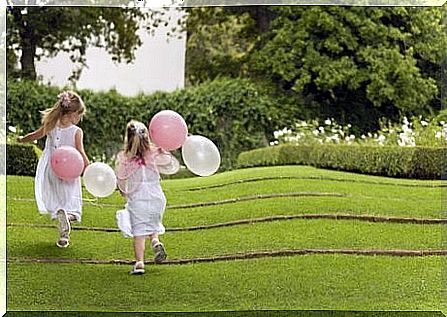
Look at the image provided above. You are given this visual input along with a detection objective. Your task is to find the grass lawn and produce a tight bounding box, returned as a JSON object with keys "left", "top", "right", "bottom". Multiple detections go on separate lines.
{"left": 5, "top": 165, "right": 446, "bottom": 313}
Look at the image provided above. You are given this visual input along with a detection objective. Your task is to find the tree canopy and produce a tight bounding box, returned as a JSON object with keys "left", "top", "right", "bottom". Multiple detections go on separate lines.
{"left": 185, "top": 6, "right": 446, "bottom": 132}
{"left": 7, "top": 7, "right": 168, "bottom": 82}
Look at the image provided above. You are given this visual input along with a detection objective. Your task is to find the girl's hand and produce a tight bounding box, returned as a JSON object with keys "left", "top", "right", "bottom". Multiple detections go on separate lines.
{"left": 16, "top": 136, "right": 24, "bottom": 143}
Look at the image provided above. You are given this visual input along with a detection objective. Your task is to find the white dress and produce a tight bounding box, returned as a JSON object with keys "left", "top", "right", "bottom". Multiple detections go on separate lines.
{"left": 115, "top": 150, "right": 166, "bottom": 237}
{"left": 35, "top": 124, "right": 83, "bottom": 221}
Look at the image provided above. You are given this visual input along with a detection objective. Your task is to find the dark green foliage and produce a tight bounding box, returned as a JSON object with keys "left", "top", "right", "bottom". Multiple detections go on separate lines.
{"left": 237, "top": 144, "right": 446, "bottom": 180}
{"left": 7, "top": 78, "right": 284, "bottom": 170}
{"left": 186, "top": 7, "right": 446, "bottom": 133}
{"left": 6, "top": 143, "right": 41, "bottom": 176}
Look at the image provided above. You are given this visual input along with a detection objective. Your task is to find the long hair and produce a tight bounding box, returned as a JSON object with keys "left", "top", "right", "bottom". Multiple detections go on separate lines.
{"left": 124, "top": 120, "right": 152, "bottom": 160}
{"left": 40, "top": 91, "right": 86, "bottom": 135}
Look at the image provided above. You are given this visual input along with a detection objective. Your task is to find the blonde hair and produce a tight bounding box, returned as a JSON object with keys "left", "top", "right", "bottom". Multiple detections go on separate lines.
{"left": 124, "top": 120, "right": 152, "bottom": 159}
{"left": 40, "top": 91, "right": 86, "bottom": 135}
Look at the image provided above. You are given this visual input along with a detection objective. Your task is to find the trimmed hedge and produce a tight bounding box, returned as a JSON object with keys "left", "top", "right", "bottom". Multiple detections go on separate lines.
{"left": 6, "top": 143, "right": 42, "bottom": 176}
{"left": 237, "top": 144, "right": 447, "bottom": 179}
{"left": 7, "top": 78, "right": 292, "bottom": 170}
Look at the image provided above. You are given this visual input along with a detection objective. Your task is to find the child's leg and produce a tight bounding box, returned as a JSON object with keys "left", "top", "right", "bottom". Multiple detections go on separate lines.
{"left": 133, "top": 236, "right": 146, "bottom": 263}
{"left": 149, "top": 233, "right": 159, "bottom": 247}
{"left": 56, "top": 209, "right": 71, "bottom": 248}
{"left": 149, "top": 233, "right": 167, "bottom": 263}
{"left": 130, "top": 236, "right": 146, "bottom": 275}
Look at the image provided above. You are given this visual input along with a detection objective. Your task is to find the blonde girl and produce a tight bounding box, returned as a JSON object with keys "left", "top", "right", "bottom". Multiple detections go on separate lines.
{"left": 115, "top": 120, "right": 167, "bottom": 275}
{"left": 17, "top": 91, "right": 89, "bottom": 248}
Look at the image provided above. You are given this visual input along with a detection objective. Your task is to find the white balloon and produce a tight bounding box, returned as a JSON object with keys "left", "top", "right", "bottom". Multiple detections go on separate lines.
{"left": 181, "top": 135, "right": 220, "bottom": 177}
{"left": 83, "top": 162, "right": 117, "bottom": 197}
{"left": 157, "top": 155, "right": 180, "bottom": 175}
{"left": 153, "top": 152, "right": 172, "bottom": 166}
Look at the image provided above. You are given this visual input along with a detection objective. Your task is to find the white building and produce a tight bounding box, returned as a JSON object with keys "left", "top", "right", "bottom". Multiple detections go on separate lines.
{"left": 35, "top": 8, "right": 186, "bottom": 97}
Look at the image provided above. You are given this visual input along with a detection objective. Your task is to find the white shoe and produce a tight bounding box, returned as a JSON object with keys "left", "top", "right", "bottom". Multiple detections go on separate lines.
{"left": 56, "top": 237, "right": 70, "bottom": 248}
{"left": 153, "top": 243, "right": 167, "bottom": 264}
{"left": 129, "top": 261, "right": 145, "bottom": 275}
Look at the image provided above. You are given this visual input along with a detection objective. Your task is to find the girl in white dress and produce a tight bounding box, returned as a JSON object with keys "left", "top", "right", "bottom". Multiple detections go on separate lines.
{"left": 115, "top": 120, "right": 167, "bottom": 275}
{"left": 17, "top": 91, "right": 89, "bottom": 248}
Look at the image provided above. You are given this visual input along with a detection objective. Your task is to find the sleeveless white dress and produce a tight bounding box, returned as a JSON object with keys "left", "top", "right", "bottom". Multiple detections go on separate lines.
{"left": 34, "top": 124, "right": 83, "bottom": 222}
{"left": 115, "top": 150, "right": 166, "bottom": 237}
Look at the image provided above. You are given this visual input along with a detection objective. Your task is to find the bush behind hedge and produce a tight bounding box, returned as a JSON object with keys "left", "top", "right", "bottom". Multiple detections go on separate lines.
{"left": 237, "top": 144, "right": 446, "bottom": 179}
{"left": 7, "top": 78, "right": 291, "bottom": 170}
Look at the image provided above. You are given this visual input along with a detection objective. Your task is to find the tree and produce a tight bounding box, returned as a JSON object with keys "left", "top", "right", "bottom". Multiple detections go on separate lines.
{"left": 184, "top": 6, "right": 275, "bottom": 86}
{"left": 185, "top": 6, "right": 446, "bottom": 132}
{"left": 7, "top": 6, "right": 169, "bottom": 82}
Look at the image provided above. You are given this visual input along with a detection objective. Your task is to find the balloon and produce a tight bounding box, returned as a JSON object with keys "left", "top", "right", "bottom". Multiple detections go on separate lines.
{"left": 153, "top": 152, "right": 172, "bottom": 166}
{"left": 50, "top": 146, "right": 84, "bottom": 181}
{"left": 181, "top": 135, "right": 220, "bottom": 177}
{"left": 149, "top": 110, "right": 188, "bottom": 151}
{"left": 156, "top": 155, "right": 180, "bottom": 175}
{"left": 83, "top": 162, "right": 117, "bottom": 197}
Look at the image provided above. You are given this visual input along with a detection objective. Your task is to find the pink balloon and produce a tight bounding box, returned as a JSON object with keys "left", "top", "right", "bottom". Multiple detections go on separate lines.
{"left": 50, "top": 146, "right": 84, "bottom": 181}
{"left": 149, "top": 110, "right": 188, "bottom": 151}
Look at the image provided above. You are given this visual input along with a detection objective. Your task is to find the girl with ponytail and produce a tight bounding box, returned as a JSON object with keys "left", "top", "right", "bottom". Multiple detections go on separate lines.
{"left": 17, "top": 91, "right": 89, "bottom": 248}
{"left": 115, "top": 120, "right": 168, "bottom": 275}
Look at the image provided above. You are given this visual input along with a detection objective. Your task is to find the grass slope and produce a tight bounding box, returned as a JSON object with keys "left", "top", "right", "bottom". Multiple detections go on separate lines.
{"left": 5, "top": 166, "right": 445, "bottom": 312}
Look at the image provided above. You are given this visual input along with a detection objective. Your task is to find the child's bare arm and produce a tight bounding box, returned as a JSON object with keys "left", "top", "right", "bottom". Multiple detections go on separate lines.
{"left": 17, "top": 127, "right": 45, "bottom": 143}
{"left": 74, "top": 128, "right": 90, "bottom": 170}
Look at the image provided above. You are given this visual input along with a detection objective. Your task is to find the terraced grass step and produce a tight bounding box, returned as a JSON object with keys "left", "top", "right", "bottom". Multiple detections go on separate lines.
{"left": 7, "top": 255, "right": 442, "bottom": 311}
{"left": 7, "top": 219, "right": 443, "bottom": 261}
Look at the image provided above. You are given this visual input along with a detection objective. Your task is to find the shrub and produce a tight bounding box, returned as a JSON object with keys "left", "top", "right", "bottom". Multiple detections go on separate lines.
{"left": 237, "top": 144, "right": 446, "bottom": 180}
{"left": 7, "top": 78, "right": 290, "bottom": 170}
{"left": 6, "top": 143, "right": 41, "bottom": 176}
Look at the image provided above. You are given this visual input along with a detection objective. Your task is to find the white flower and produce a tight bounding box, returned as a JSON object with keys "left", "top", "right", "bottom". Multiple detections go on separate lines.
{"left": 324, "top": 119, "right": 331, "bottom": 125}
{"left": 361, "top": 135, "right": 366, "bottom": 139}
{"left": 318, "top": 127, "right": 325, "bottom": 132}
{"left": 435, "top": 131, "right": 442, "bottom": 139}
{"left": 403, "top": 117, "right": 409, "bottom": 125}
{"left": 367, "top": 133, "right": 372, "bottom": 138}
{"left": 440, "top": 121, "right": 445, "bottom": 126}
{"left": 331, "top": 135, "right": 340, "bottom": 143}
{"left": 273, "top": 131, "right": 280, "bottom": 139}
{"left": 8, "top": 126, "right": 16, "bottom": 133}
{"left": 349, "top": 134, "right": 355, "bottom": 140}
{"left": 347, "top": 124, "right": 352, "bottom": 128}
{"left": 313, "top": 130, "right": 319, "bottom": 136}
{"left": 378, "top": 135, "right": 386, "bottom": 142}
{"left": 421, "top": 120, "right": 428, "bottom": 127}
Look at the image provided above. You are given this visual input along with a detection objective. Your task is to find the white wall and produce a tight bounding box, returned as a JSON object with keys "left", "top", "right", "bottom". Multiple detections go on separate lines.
{"left": 35, "top": 8, "right": 186, "bottom": 97}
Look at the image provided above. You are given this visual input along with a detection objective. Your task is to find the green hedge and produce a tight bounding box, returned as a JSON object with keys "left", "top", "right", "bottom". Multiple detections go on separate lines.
{"left": 237, "top": 144, "right": 447, "bottom": 179}
{"left": 7, "top": 78, "right": 292, "bottom": 170}
{"left": 6, "top": 143, "right": 41, "bottom": 176}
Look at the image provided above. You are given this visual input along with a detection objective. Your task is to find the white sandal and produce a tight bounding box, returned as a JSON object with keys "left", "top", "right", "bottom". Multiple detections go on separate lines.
{"left": 56, "top": 237, "right": 70, "bottom": 248}
{"left": 129, "top": 261, "right": 145, "bottom": 275}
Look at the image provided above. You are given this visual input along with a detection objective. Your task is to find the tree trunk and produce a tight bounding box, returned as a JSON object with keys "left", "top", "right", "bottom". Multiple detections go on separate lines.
{"left": 20, "top": 36, "right": 37, "bottom": 81}
{"left": 10, "top": 8, "right": 37, "bottom": 81}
